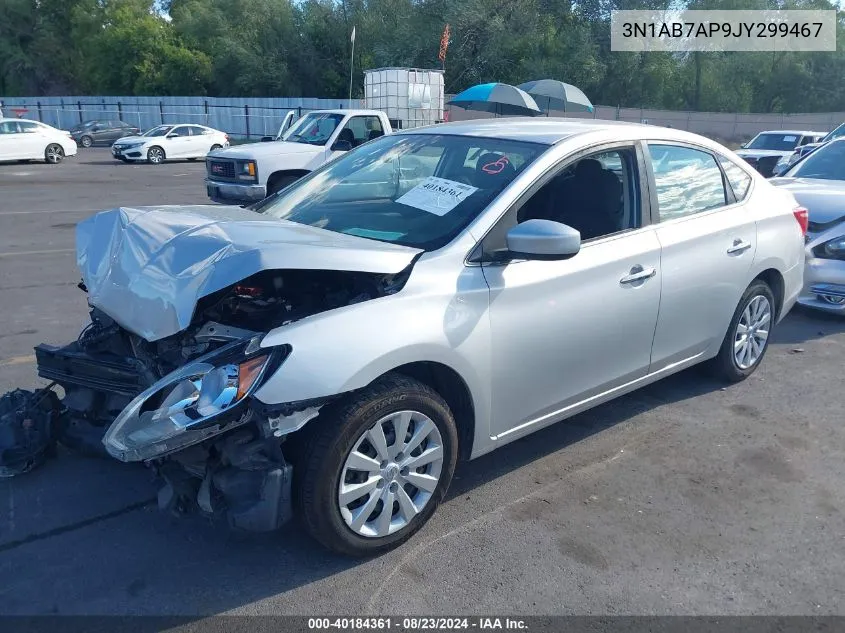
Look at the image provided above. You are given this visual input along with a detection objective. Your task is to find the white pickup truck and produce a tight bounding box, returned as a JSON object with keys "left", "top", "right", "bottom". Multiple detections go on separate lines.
{"left": 205, "top": 109, "right": 393, "bottom": 205}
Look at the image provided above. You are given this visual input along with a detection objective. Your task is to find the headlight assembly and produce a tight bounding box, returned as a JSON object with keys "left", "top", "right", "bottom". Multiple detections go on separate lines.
{"left": 237, "top": 160, "right": 258, "bottom": 181}
{"left": 103, "top": 336, "right": 289, "bottom": 462}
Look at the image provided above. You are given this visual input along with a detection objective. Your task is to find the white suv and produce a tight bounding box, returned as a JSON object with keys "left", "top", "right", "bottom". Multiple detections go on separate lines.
{"left": 206, "top": 110, "right": 393, "bottom": 205}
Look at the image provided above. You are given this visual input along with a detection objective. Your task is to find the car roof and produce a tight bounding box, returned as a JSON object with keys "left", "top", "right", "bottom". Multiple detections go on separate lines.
{"left": 400, "top": 117, "right": 668, "bottom": 145}
{"left": 755, "top": 130, "right": 826, "bottom": 136}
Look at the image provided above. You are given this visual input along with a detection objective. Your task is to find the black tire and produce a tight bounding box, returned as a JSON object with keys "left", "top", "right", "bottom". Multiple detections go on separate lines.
{"left": 146, "top": 146, "right": 165, "bottom": 164}
{"left": 45, "top": 144, "right": 65, "bottom": 164}
{"left": 210, "top": 144, "right": 223, "bottom": 153}
{"left": 79, "top": 135, "right": 93, "bottom": 148}
{"left": 295, "top": 374, "right": 459, "bottom": 557}
{"left": 187, "top": 157, "right": 199, "bottom": 162}
{"left": 707, "top": 280, "right": 776, "bottom": 382}
{"left": 267, "top": 174, "right": 299, "bottom": 197}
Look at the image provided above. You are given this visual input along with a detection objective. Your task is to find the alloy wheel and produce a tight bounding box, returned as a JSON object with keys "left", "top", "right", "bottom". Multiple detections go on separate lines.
{"left": 45, "top": 144, "right": 64, "bottom": 164}
{"left": 733, "top": 294, "right": 771, "bottom": 370}
{"left": 338, "top": 410, "right": 444, "bottom": 538}
{"left": 148, "top": 148, "right": 164, "bottom": 164}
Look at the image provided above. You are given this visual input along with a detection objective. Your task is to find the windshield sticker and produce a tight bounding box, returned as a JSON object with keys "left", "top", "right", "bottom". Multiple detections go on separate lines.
{"left": 342, "top": 228, "right": 406, "bottom": 241}
{"left": 783, "top": 135, "right": 797, "bottom": 142}
{"left": 482, "top": 155, "right": 510, "bottom": 174}
{"left": 396, "top": 177, "right": 479, "bottom": 216}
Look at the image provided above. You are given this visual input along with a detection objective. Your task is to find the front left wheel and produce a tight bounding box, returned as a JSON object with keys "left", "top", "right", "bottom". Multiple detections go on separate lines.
{"left": 146, "top": 146, "right": 165, "bottom": 164}
{"left": 295, "top": 374, "right": 458, "bottom": 557}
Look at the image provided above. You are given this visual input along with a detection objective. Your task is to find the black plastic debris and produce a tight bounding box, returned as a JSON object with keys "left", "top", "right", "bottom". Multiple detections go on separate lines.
{"left": 0, "top": 388, "right": 62, "bottom": 478}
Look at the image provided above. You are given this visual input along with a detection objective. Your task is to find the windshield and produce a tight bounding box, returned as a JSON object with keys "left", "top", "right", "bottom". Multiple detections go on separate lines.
{"left": 142, "top": 125, "right": 173, "bottom": 137}
{"left": 822, "top": 122, "right": 845, "bottom": 143}
{"left": 746, "top": 133, "right": 802, "bottom": 151}
{"left": 787, "top": 140, "right": 845, "bottom": 181}
{"left": 251, "top": 133, "right": 545, "bottom": 250}
{"left": 282, "top": 113, "right": 345, "bottom": 145}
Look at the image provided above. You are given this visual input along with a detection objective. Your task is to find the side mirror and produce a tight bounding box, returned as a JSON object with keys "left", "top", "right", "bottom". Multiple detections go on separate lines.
{"left": 332, "top": 139, "right": 353, "bottom": 152}
{"left": 261, "top": 136, "right": 274, "bottom": 142}
{"left": 739, "top": 142, "right": 748, "bottom": 149}
{"left": 506, "top": 219, "right": 581, "bottom": 261}
{"left": 167, "top": 132, "right": 180, "bottom": 138}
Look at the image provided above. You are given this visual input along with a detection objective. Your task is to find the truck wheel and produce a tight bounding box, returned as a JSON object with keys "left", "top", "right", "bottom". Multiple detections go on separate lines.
{"left": 267, "top": 174, "right": 298, "bottom": 197}
{"left": 295, "top": 374, "right": 458, "bottom": 557}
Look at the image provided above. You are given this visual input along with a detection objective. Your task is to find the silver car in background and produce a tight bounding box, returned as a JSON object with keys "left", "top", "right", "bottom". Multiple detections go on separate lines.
{"left": 26, "top": 119, "right": 805, "bottom": 556}
{"left": 771, "top": 138, "right": 845, "bottom": 313}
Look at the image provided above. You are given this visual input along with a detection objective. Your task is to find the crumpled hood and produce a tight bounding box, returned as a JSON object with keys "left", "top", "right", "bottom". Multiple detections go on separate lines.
{"left": 212, "top": 141, "right": 321, "bottom": 160}
{"left": 769, "top": 178, "right": 845, "bottom": 225}
{"left": 77, "top": 205, "right": 422, "bottom": 342}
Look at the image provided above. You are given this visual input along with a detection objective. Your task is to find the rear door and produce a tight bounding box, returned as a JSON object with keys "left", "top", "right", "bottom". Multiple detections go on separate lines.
{"left": 645, "top": 142, "right": 757, "bottom": 371}
{"left": 186, "top": 126, "right": 211, "bottom": 156}
{"left": 17, "top": 121, "right": 48, "bottom": 158}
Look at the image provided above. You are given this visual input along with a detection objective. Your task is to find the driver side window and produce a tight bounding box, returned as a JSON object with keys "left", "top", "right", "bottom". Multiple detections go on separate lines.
{"left": 476, "top": 145, "right": 642, "bottom": 263}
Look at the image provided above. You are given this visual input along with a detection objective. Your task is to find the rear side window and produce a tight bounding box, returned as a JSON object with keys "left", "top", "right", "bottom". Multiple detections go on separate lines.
{"left": 717, "top": 156, "right": 752, "bottom": 201}
{"left": 18, "top": 121, "right": 43, "bottom": 133}
{"left": 647, "top": 144, "right": 727, "bottom": 221}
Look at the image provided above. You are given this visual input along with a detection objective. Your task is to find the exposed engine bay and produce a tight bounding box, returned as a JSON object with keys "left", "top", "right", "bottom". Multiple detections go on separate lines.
{"left": 0, "top": 266, "right": 410, "bottom": 531}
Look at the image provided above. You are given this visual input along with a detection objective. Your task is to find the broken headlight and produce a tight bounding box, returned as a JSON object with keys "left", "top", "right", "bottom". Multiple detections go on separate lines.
{"left": 103, "top": 336, "right": 288, "bottom": 462}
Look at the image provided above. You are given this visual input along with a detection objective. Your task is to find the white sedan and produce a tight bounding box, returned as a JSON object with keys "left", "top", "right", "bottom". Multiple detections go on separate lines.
{"left": 0, "top": 118, "right": 78, "bottom": 164}
{"left": 112, "top": 124, "right": 229, "bottom": 164}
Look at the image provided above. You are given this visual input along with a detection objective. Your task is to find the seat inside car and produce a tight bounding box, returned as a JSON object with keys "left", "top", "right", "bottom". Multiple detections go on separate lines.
{"left": 518, "top": 158, "right": 624, "bottom": 241}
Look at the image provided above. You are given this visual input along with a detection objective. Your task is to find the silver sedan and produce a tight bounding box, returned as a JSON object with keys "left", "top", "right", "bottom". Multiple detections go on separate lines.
{"left": 771, "top": 138, "right": 845, "bottom": 314}
{"left": 31, "top": 119, "right": 806, "bottom": 556}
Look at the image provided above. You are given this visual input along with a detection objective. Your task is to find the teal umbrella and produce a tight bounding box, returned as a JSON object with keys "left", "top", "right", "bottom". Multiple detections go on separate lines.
{"left": 517, "top": 80, "right": 594, "bottom": 115}
{"left": 448, "top": 83, "right": 542, "bottom": 117}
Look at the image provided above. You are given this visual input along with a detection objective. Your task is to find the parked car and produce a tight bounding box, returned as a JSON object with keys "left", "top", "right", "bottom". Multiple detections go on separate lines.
{"left": 205, "top": 109, "right": 392, "bottom": 204}
{"left": 771, "top": 138, "right": 845, "bottom": 314}
{"left": 0, "top": 118, "right": 78, "bottom": 164}
{"left": 736, "top": 130, "right": 825, "bottom": 178}
{"left": 70, "top": 119, "right": 141, "bottom": 148}
{"left": 778, "top": 121, "right": 845, "bottom": 173}
{"left": 18, "top": 120, "right": 805, "bottom": 556}
{"left": 112, "top": 124, "right": 229, "bottom": 164}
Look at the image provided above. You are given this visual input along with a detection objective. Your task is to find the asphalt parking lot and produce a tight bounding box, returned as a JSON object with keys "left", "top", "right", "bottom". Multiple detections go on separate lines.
{"left": 1, "top": 148, "right": 844, "bottom": 617}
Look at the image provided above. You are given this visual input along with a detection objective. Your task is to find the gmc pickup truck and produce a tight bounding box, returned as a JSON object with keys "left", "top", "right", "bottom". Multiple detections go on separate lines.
{"left": 205, "top": 109, "right": 393, "bottom": 205}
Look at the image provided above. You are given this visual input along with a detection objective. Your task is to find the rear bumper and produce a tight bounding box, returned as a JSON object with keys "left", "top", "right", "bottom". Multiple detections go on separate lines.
{"left": 797, "top": 256, "right": 845, "bottom": 315}
{"left": 206, "top": 179, "right": 266, "bottom": 205}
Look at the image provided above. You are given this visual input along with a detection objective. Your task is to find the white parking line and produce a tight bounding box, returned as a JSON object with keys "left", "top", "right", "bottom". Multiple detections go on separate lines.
{"left": 0, "top": 248, "right": 75, "bottom": 258}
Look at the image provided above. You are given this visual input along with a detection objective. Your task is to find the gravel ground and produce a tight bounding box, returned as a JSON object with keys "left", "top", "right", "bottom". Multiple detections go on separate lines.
{"left": 0, "top": 149, "right": 844, "bottom": 617}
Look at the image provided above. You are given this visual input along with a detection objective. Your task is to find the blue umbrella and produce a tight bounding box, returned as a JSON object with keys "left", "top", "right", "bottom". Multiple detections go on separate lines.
{"left": 448, "top": 83, "right": 542, "bottom": 117}
{"left": 517, "top": 80, "right": 594, "bottom": 115}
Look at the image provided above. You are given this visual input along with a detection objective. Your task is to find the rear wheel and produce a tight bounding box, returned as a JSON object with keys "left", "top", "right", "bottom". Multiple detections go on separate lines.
{"left": 147, "top": 146, "right": 165, "bottom": 164}
{"left": 708, "top": 280, "right": 775, "bottom": 382}
{"left": 295, "top": 374, "right": 458, "bottom": 557}
{"left": 45, "top": 144, "right": 65, "bottom": 164}
{"left": 210, "top": 144, "right": 223, "bottom": 153}
{"left": 79, "top": 135, "right": 93, "bottom": 148}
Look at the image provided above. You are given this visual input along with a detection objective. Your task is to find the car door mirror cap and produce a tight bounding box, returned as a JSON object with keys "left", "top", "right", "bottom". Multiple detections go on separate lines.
{"left": 168, "top": 133, "right": 180, "bottom": 138}
{"left": 332, "top": 139, "right": 353, "bottom": 152}
{"left": 505, "top": 219, "right": 581, "bottom": 261}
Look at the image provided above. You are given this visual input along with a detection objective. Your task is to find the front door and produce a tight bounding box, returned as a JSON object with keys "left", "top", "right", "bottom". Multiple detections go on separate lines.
{"left": 645, "top": 143, "right": 758, "bottom": 371}
{"left": 481, "top": 145, "right": 663, "bottom": 439}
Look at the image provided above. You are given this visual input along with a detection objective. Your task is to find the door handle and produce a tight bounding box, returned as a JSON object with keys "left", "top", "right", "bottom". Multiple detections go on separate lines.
{"left": 620, "top": 266, "right": 657, "bottom": 284}
{"left": 727, "top": 239, "right": 752, "bottom": 255}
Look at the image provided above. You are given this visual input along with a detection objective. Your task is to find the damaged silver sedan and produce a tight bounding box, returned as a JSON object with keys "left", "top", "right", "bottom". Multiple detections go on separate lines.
{"left": 2, "top": 120, "right": 806, "bottom": 556}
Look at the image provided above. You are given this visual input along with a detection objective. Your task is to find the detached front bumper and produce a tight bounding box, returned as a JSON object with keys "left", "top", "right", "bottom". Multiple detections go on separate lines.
{"left": 797, "top": 256, "right": 845, "bottom": 315}
{"left": 206, "top": 179, "right": 266, "bottom": 205}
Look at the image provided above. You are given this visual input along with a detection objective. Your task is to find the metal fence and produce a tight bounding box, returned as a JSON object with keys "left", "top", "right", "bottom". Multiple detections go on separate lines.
{"left": 0, "top": 96, "right": 359, "bottom": 139}
{"left": 3, "top": 94, "right": 844, "bottom": 144}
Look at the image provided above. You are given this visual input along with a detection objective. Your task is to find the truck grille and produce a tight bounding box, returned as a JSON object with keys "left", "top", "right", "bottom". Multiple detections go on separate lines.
{"left": 207, "top": 159, "right": 236, "bottom": 180}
